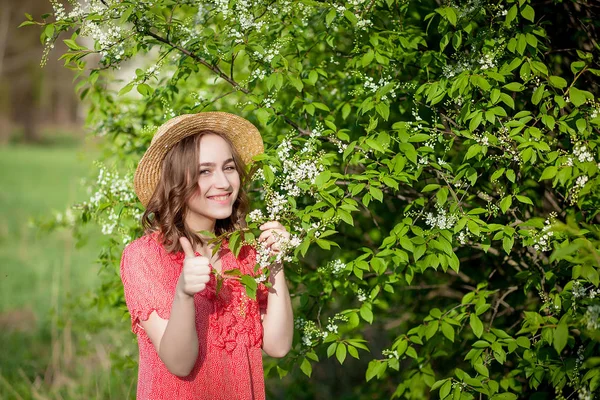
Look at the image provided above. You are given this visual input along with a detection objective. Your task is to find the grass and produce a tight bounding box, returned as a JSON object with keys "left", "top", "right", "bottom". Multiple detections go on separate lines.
{"left": 0, "top": 141, "right": 138, "bottom": 399}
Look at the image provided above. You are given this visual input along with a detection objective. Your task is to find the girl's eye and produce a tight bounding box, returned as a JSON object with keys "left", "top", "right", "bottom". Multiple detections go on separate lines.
{"left": 199, "top": 169, "right": 211, "bottom": 175}
{"left": 225, "top": 165, "right": 236, "bottom": 171}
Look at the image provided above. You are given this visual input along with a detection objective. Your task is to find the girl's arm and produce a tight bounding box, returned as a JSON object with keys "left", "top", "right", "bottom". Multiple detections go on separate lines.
{"left": 261, "top": 264, "right": 294, "bottom": 357}
{"left": 140, "top": 237, "right": 211, "bottom": 377}
{"left": 258, "top": 222, "right": 295, "bottom": 358}
{"left": 140, "top": 292, "right": 198, "bottom": 377}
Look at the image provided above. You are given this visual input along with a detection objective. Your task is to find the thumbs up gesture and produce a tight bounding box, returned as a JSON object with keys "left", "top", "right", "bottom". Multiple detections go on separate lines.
{"left": 176, "top": 237, "right": 212, "bottom": 297}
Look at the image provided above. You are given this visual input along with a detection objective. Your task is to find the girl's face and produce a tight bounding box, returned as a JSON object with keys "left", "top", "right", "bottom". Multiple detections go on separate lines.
{"left": 184, "top": 133, "right": 241, "bottom": 231}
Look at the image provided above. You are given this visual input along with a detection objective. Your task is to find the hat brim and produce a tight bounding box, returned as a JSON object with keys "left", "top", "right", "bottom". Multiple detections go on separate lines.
{"left": 134, "top": 112, "right": 264, "bottom": 207}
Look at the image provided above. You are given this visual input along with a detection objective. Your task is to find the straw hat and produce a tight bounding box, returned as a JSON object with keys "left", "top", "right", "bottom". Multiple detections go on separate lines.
{"left": 134, "top": 112, "right": 264, "bottom": 207}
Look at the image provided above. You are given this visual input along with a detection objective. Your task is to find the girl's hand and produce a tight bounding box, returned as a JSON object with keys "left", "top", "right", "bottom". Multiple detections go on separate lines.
{"left": 259, "top": 221, "right": 290, "bottom": 256}
{"left": 177, "top": 237, "right": 211, "bottom": 297}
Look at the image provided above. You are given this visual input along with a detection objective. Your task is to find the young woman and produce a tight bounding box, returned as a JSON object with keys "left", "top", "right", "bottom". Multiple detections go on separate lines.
{"left": 120, "top": 112, "right": 294, "bottom": 399}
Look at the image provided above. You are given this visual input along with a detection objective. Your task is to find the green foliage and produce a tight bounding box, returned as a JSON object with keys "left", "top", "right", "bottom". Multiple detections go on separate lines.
{"left": 32, "top": 0, "right": 600, "bottom": 398}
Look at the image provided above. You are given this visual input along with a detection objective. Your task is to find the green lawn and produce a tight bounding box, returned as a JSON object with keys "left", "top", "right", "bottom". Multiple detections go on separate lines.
{"left": 0, "top": 143, "right": 137, "bottom": 399}
{"left": 0, "top": 144, "right": 98, "bottom": 319}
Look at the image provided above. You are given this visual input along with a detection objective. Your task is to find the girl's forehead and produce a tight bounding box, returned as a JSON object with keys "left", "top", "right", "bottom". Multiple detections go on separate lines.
{"left": 198, "top": 133, "right": 234, "bottom": 162}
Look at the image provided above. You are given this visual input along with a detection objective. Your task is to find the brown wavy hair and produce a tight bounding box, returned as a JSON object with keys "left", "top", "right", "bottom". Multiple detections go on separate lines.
{"left": 141, "top": 131, "right": 249, "bottom": 253}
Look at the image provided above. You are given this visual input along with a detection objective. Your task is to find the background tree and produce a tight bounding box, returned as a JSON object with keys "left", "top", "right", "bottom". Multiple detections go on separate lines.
{"left": 31, "top": 0, "right": 600, "bottom": 398}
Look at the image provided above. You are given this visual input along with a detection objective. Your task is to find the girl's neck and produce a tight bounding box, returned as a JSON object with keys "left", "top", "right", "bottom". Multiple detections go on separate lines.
{"left": 184, "top": 215, "right": 216, "bottom": 236}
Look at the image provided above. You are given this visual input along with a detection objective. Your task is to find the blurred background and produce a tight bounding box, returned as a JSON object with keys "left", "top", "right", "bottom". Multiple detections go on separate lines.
{"left": 0, "top": 1, "right": 138, "bottom": 398}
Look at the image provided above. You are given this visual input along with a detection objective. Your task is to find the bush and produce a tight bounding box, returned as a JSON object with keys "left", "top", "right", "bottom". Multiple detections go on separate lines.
{"left": 30, "top": 0, "right": 600, "bottom": 398}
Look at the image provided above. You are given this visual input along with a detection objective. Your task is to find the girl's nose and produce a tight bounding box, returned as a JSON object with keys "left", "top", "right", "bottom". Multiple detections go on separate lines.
{"left": 214, "top": 170, "right": 231, "bottom": 189}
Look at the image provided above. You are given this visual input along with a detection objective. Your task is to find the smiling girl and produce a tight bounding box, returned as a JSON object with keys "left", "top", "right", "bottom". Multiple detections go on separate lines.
{"left": 120, "top": 112, "right": 294, "bottom": 399}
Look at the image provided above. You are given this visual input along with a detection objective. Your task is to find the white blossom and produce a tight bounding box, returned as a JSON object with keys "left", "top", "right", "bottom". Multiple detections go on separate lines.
{"left": 425, "top": 206, "right": 458, "bottom": 230}
{"left": 248, "top": 209, "right": 265, "bottom": 223}
{"left": 573, "top": 143, "right": 594, "bottom": 163}
{"left": 585, "top": 305, "right": 600, "bottom": 330}
{"left": 357, "top": 289, "right": 367, "bottom": 302}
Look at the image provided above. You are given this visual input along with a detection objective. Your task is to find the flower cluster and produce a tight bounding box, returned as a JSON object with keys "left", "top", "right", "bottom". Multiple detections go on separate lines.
{"left": 319, "top": 259, "right": 347, "bottom": 276}
{"left": 569, "top": 174, "right": 589, "bottom": 205}
{"left": 573, "top": 143, "right": 595, "bottom": 163}
{"left": 424, "top": 205, "right": 458, "bottom": 230}
{"left": 295, "top": 318, "right": 327, "bottom": 346}
{"left": 53, "top": 207, "right": 77, "bottom": 227}
{"left": 248, "top": 209, "right": 265, "bottom": 223}
{"left": 275, "top": 138, "right": 325, "bottom": 197}
{"left": 475, "top": 134, "right": 490, "bottom": 147}
{"left": 478, "top": 53, "right": 495, "bottom": 70}
{"left": 330, "top": 137, "right": 348, "bottom": 153}
{"left": 357, "top": 288, "right": 367, "bottom": 302}
{"left": 443, "top": 60, "right": 472, "bottom": 79}
{"left": 584, "top": 304, "right": 600, "bottom": 330}
{"left": 265, "top": 190, "right": 288, "bottom": 220}
{"left": 382, "top": 348, "right": 400, "bottom": 359}
{"left": 363, "top": 75, "right": 398, "bottom": 100}
{"left": 250, "top": 68, "right": 267, "bottom": 81}
{"left": 532, "top": 213, "right": 556, "bottom": 252}
{"left": 325, "top": 314, "right": 348, "bottom": 337}
{"left": 84, "top": 164, "right": 140, "bottom": 241}
{"left": 539, "top": 290, "right": 560, "bottom": 315}
{"left": 253, "top": 40, "right": 286, "bottom": 64}
{"left": 457, "top": 230, "right": 470, "bottom": 245}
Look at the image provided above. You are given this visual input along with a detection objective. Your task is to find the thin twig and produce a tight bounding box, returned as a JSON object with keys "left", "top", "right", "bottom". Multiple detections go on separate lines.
{"left": 489, "top": 286, "right": 518, "bottom": 328}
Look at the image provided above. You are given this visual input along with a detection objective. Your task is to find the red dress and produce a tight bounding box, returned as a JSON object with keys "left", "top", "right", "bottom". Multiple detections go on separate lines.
{"left": 120, "top": 232, "right": 268, "bottom": 400}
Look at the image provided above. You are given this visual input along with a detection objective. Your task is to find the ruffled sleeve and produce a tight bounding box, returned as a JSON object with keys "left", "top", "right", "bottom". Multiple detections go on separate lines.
{"left": 120, "top": 235, "right": 174, "bottom": 336}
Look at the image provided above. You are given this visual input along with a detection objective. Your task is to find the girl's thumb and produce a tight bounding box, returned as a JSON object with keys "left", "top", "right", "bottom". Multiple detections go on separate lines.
{"left": 179, "top": 237, "right": 195, "bottom": 258}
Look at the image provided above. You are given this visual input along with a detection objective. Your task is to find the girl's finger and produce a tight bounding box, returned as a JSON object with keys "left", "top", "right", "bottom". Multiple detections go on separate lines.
{"left": 260, "top": 221, "right": 284, "bottom": 231}
{"left": 264, "top": 235, "right": 276, "bottom": 248}
{"left": 258, "top": 230, "right": 272, "bottom": 243}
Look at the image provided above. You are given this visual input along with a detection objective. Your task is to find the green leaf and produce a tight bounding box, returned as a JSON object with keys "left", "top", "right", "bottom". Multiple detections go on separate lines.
{"left": 422, "top": 184, "right": 441, "bottom": 192}
{"left": 474, "top": 362, "right": 489, "bottom": 377}
{"left": 440, "top": 380, "right": 452, "bottom": 398}
{"left": 470, "top": 314, "right": 484, "bottom": 338}
{"left": 553, "top": 322, "right": 568, "bottom": 354}
{"left": 540, "top": 166, "right": 557, "bottom": 180}
{"left": 532, "top": 84, "right": 545, "bottom": 105}
{"left": 262, "top": 164, "right": 275, "bottom": 184}
{"left": 500, "top": 196, "right": 512, "bottom": 213}
{"left": 506, "top": 169, "right": 516, "bottom": 183}
{"left": 549, "top": 76, "right": 567, "bottom": 89}
{"left": 362, "top": 50, "right": 375, "bottom": 67}
{"left": 342, "top": 103, "right": 351, "bottom": 119}
{"left": 288, "top": 74, "right": 304, "bottom": 92}
{"left": 344, "top": 9, "right": 358, "bottom": 25}
{"left": 516, "top": 336, "right": 531, "bottom": 348}
{"left": 376, "top": 102, "right": 390, "bottom": 120}
{"left": 369, "top": 186, "right": 384, "bottom": 202}
{"left": 360, "top": 304, "right": 374, "bottom": 323}
{"left": 491, "top": 394, "right": 518, "bottom": 400}
{"left": 137, "top": 83, "right": 153, "bottom": 96}
{"left": 465, "top": 144, "right": 481, "bottom": 160}
{"left": 515, "top": 195, "right": 533, "bottom": 205}
{"left": 569, "top": 87, "right": 586, "bottom": 107}
{"left": 503, "top": 82, "right": 525, "bottom": 91}
{"left": 502, "top": 235, "right": 514, "bottom": 254}
{"left": 300, "top": 358, "right": 312, "bottom": 377}
{"left": 307, "top": 70, "right": 318, "bottom": 86}
{"left": 229, "top": 231, "right": 242, "bottom": 257}
{"left": 240, "top": 275, "right": 257, "bottom": 299}
{"left": 326, "top": 9, "right": 336, "bottom": 26}
{"left": 441, "top": 321, "right": 455, "bottom": 342}
{"left": 521, "top": 5, "right": 535, "bottom": 22}
{"left": 505, "top": 5, "right": 518, "bottom": 24}
{"left": 336, "top": 343, "right": 347, "bottom": 364}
